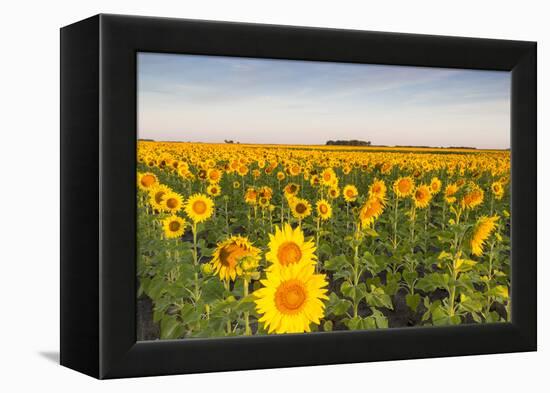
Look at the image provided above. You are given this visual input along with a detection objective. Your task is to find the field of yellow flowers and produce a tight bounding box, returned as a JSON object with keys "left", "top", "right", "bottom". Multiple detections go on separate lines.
{"left": 136, "top": 141, "right": 510, "bottom": 339}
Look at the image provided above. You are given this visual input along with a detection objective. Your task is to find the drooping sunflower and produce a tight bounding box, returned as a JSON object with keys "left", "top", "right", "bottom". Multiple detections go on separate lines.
{"left": 430, "top": 177, "right": 442, "bottom": 194}
{"left": 207, "top": 184, "right": 221, "bottom": 197}
{"left": 254, "top": 262, "right": 328, "bottom": 334}
{"left": 148, "top": 184, "right": 172, "bottom": 210}
{"left": 491, "top": 181, "right": 504, "bottom": 200}
{"left": 358, "top": 197, "right": 385, "bottom": 228}
{"left": 211, "top": 236, "right": 261, "bottom": 281}
{"left": 393, "top": 177, "right": 415, "bottom": 198}
{"left": 184, "top": 193, "right": 214, "bottom": 223}
{"left": 461, "top": 185, "right": 484, "bottom": 209}
{"left": 137, "top": 172, "right": 158, "bottom": 191}
{"left": 316, "top": 199, "right": 332, "bottom": 221}
{"left": 413, "top": 184, "right": 432, "bottom": 209}
{"left": 162, "top": 215, "right": 187, "bottom": 239}
{"left": 266, "top": 224, "right": 317, "bottom": 269}
{"left": 471, "top": 216, "right": 499, "bottom": 256}
{"left": 343, "top": 185, "right": 358, "bottom": 202}
{"left": 444, "top": 183, "right": 459, "bottom": 204}
{"left": 369, "top": 179, "right": 387, "bottom": 202}
{"left": 161, "top": 191, "right": 184, "bottom": 213}
{"left": 290, "top": 198, "right": 312, "bottom": 220}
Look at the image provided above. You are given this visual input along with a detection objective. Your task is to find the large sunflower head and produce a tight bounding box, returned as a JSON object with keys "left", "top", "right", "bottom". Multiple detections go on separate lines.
{"left": 162, "top": 215, "right": 187, "bottom": 239}
{"left": 291, "top": 198, "right": 312, "bottom": 220}
{"left": 266, "top": 224, "right": 317, "bottom": 269}
{"left": 369, "top": 179, "right": 387, "bottom": 202}
{"left": 343, "top": 184, "right": 358, "bottom": 202}
{"left": 393, "top": 177, "right": 415, "bottom": 198}
{"left": 254, "top": 262, "right": 328, "bottom": 334}
{"left": 413, "top": 184, "right": 432, "bottom": 209}
{"left": 211, "top": 236, "right": 261, "bottom": 281}
{"left": 471, "top": 215, "right": 499, "bottom": 256}
{"left": 161, "top": 191, "right": 184, "bottom": 213}
{"left": 184, "top": 193, "right": 214, "bottom": 223}
{"left": 359, "top": 197, "right": 384, "bottom": 229}
{"left": 316, "top": 199, "right": 332, "bottom": 221}
{"left": 137, "top": 172, "right": 158, "bottom": 191}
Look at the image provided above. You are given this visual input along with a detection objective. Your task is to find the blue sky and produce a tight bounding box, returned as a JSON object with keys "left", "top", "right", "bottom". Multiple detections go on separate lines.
{"left": 138, "top": 52, "right": 510, "bottom": 149}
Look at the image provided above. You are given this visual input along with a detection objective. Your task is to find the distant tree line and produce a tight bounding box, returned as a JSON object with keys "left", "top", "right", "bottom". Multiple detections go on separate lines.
{"left": 326, "top": 140, "right": 371, "bottom": 146}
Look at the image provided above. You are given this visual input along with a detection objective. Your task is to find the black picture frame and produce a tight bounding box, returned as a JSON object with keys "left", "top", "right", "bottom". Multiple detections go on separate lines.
{"left": 60, "top": 14, "right": 537, "bottom": 379}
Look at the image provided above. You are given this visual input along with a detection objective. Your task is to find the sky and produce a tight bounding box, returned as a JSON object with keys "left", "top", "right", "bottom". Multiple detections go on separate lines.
{"left": 137, "top": 52, "right": 510, "bottom": 149}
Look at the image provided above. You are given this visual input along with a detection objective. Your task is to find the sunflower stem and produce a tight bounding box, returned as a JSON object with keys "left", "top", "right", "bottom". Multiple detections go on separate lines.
{"left": 243, "top": 278, "right": 251, "bottom": 335}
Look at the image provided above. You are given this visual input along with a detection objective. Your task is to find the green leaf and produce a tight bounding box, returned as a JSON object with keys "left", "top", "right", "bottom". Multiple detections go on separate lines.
{"left": 324, "top": 255, "right": 349, "bottom": 271}
{"left": 365, "top": 286, "right": 393, "bottom": 310}
{"left": 406, "top": 293, "right": 421, "bottom": 312}
{"left": 160, "top": 316, "right": 184, "bottom": 339}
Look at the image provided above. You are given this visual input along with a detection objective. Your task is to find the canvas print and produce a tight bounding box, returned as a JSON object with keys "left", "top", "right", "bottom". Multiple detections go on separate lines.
{"left": 136, "top": 53, "right": 511, "bottom": 340}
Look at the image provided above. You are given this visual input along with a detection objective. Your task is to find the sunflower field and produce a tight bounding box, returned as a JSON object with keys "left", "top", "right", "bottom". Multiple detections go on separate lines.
{"left": 136, "top": 141, "right": 511, "bottom": 340}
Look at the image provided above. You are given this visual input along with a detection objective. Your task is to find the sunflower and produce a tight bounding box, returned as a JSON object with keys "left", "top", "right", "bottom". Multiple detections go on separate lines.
{"left": 328, "top": 186, "right": 340, "bottom": 199}
{"left": 254, "top": 262, "right": 328, "bottom": 334}
{"left": 162, "top": 215, "right": 187, "bottom": 239}
{"left": 430, "top": 177, "right": 442, "bottom": 194}
{"left": 369, "top": 179, "right": 387, "bottom": 202}
{"left": 393, "top": 177, "right": 415, "bottom": 198}
{"left": 316, "top": 199, "right": 332, "bottom": 221}
{"left": 471, "top": 216, "right": 499, "bottom": 256}
{"left": 320, "top": 168, "right": 337, "bottom": 186}
{"left": 266, "top": 224, "right": 317, "bottom": 269}
{"left": 211, "top": 236, "right": 261, "bottom": 281}
{"left": 148, "top": 184, "right": 171, "bottom": 210}
{"left": 207, "top": 168, "right": 222, "bottom": 183}
{"left": 461, "top": 185, "right": 484, "bottom": 209}
{"left": 289, "top": 163, "right": 301, "bottom": 177}
{"left": 291, "top": 198, "right": 312, "bottom": 220}
{"left": 244, "top": 187, "right": 258, "bottom": 205}
{"left": 343, "top": 185, "right": 358, "bottom": 202}
{"left": 259, "top": 196, "right": 270, "bottom": 209}
{"left": 207, "top": 184, "right": 221, "bottom": 197}
{"left": 284, "top": 183, "right": 300, "bottom": 197}
{"left": 444, "top": 183, "right": 459, "bottom": 203}
{"left": 238, "top": 165, "right": 249, "bottom": 176}
{"left": 359, "top": 197, "right": 384, "bottom": 228}
{"left": 137, "top": 172, "right": 158, "bottom": 191}
{"left": 277, "top": 171, "right": 286, "bottom": 181}
{"left": 258, "top": 186, "right": 273, "bottom": 200}
{"left": 413, "top": 185, "right": 432, "bottom": 209}
{"left": 491, "top": 181, "right": 504, "bottom": 200}
{"left": 233, "top": 181, "right": 241, "bottom": 189}
{"left": 161, "top": 191, "right": 184, "bottom": 213}
{"left": 184, "top": 193, "right": 214, "bottom": 223}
